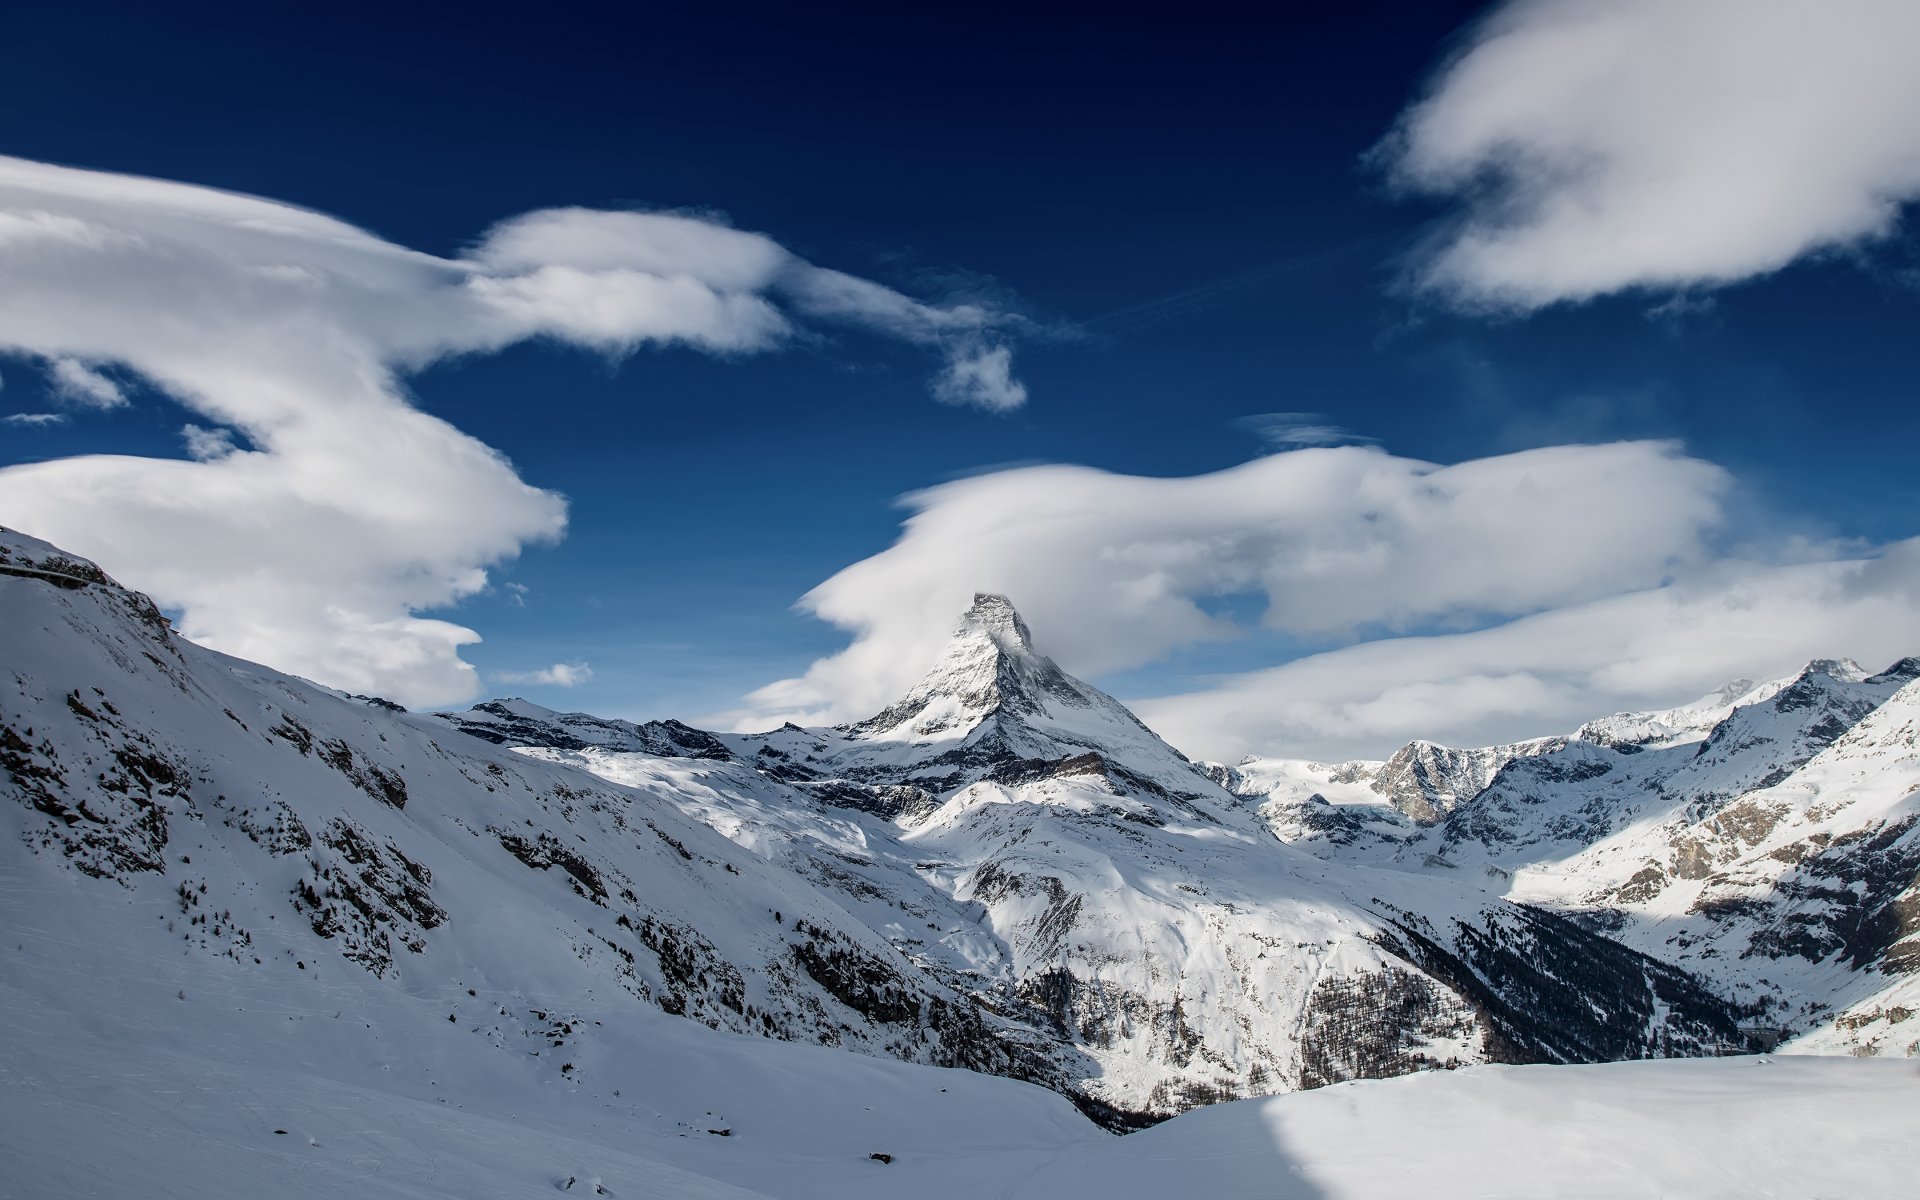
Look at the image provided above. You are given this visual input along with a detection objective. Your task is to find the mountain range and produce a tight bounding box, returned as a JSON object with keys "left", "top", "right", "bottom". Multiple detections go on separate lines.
{"left": 3, "top": 525, "right": 1916, "bottom": 1195}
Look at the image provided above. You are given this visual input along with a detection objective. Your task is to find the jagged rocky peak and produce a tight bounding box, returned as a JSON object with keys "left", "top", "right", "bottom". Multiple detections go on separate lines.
{"left": 1369, "top": 736, "right": 1564, "bottom": 825}
{"left": 848, "top": 592, "right": 1099, "bottom": 739}
{"left": 962, "top": 592, "right": 1036, "bottom": 653}
{"left": 1803, "top": 657, "right": 1867, "bottom": 683}
{"left": 1868, "top": 656, "right": 1920, "bottom": 686}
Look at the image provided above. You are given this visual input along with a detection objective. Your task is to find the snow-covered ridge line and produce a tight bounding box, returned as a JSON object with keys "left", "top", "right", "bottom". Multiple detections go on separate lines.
{"left": 1215, "top": 654, "right": 1920, "bottom": 1056}
{"left": 3, "top": 525, "right": 1913, "bottom": 1197}
{"left": 5, "top": 520, "right": 1913, "bottom": 1167}
{"left": 3, "top": 529, "right": 1757, "bottom": 1133}
{"left": 437, "top": 587, "right": 1760, "bottom": 1114}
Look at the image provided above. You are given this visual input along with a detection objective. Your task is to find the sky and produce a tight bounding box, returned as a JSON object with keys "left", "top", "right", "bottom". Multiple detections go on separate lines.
{"left": 4, "top": 0, "right": 1919, "bottom": 762}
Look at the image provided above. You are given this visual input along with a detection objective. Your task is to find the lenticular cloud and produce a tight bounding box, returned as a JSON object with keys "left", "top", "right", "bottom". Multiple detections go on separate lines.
{"left": 1381, "top": 0, "right": 1920, "bottom": 310}
{"left": 0, "top": 155, "right": 1028, "bottom": 705}
{"left": 740, "top": 441, "right": 1733, "bottom": 727}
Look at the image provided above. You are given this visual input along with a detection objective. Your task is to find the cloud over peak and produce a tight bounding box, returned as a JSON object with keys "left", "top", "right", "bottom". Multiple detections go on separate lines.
{"left": 734, "top": 437, "right": 1919, "bottom": 761}
{"left": 738, "top": 441, "right": 1732, "bottom": 729}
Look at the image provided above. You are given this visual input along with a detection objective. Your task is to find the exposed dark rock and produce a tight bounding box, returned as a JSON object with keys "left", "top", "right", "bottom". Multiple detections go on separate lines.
{"left": 292, "top": 819, "right": 444, "bottom": 976}
{"left": 494, "top": 828, "right": 609, "bottom": 905}
{"left": 1295, "top": 967, "right": 1474, "bottom": 1090}
{"left": 1375, "top": 905, "right": 1742, "bottom": 1065}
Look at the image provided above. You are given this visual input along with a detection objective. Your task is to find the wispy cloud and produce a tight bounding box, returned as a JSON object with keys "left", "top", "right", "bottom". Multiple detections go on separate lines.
{"left": 496, "top": 662, "right": 592, "bottom": 688}
{"left": 0, "top": 154, "right": 1032, "bottom": 706}
{"left": 180, "top": 424, "right": 238, "bottom": 461}
{"left": 47, "top": 357, "right": 126, "bottom": 409}
{"left": 1136, "top": 548, "right": 1920, "bottom": 761}
{"left": 4, "top": 411, "right": 67, "bottom": 427}
{"left": 1230, "top": 413, "right": 1376, "bottom": 451}
{"left": 932, "top": 342, "right": 1027, "bottom": 412}
{"left": 1380, "top": 0, "right": 1920, "bottom": 310}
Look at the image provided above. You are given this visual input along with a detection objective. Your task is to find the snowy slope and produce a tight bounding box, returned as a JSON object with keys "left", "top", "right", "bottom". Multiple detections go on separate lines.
{"left": 444, "top": 594, "right": 1748, "bottom": 1119}
{"left": 0, "top": 528, "right": 1079, "bottom": 1111}
{"left": 1508, "top": 672, "right": 1920, "bottom": 1045}
{"left": 1222, "top": 656, "right": 1920, "bottom": 1056}
{"left": 1575, "top": 675, "right": 1786, "bottom": 750}
{"left": 0, "top": 848, "right": 1099, "bottom": 1200}
{"left": 2, "top": 527, "right": 1913, "bottom": 1197}
{"left": 1011, "top": 1056, "right": 1919, "bottom": 1200}
{"left": 5, "top": 893, "right": 1907, "bottom": 1200}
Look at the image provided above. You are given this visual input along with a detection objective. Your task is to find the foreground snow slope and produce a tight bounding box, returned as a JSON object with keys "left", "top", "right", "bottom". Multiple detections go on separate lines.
{"left": 0, "top": 528, "right": 1092, "bottom": 1105}
{"left": 1012, "top": 1056, "right": 1919, "bottom": 1200}
{"left": 2, "top": 852, "right": 1908, "bottom": 1199}
{"left": 0, "top": 854, "right": 1097, "bottom": 1200}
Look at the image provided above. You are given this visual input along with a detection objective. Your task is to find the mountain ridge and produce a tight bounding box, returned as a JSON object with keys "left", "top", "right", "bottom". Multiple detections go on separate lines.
{"left": 5, "top": 524, "right": 1911, "bottom": 1143}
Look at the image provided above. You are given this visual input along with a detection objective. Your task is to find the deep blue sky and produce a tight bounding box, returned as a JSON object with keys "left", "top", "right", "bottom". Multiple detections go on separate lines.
{"left": 5, "top": 1, "right": 1918, "bottom": 722}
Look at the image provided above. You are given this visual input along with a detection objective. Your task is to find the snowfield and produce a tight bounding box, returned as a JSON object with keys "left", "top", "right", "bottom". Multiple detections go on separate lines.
{"left": 3, "top": 527, "right": 1916, "bottom": 1197}
{"left": 1018, "top": 1056, "right": 1920, "bottom": 1200}
{"left": 4, "top": 881, "right": 1912, "bottom": 1199}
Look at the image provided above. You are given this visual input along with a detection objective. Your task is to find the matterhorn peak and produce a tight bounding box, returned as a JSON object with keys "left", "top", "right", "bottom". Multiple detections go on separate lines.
{"left": 847, "top": 592, "right": 1070, "bottom": 739}
{"left": 959, "top": 592, "right": 1035, "bottom": 655}
{"left": 833, "top": 590, "right": 1222, "bottom": 806}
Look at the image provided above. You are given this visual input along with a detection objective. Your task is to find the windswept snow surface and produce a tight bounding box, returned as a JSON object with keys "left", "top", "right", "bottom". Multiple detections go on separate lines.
{"left": 1012, "top": 1057, "right": 1920, "bottom": 1200}
{"left": 0, "top": 872, "right": 1097, "bottom": 1200}
{"left": 2, "top": 870, "right": 1909, "bottom": 1198}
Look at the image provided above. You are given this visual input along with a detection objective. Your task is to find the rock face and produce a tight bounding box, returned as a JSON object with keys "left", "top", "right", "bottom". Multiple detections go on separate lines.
{"left": 3, "top": 532, "right": 1809, "bottom": 1131}
{"left": 850, "top": 593, "right": 1075, "bottom": 736}
{"left": 1369, "top": 737, "right": 1567, "bottom": 824}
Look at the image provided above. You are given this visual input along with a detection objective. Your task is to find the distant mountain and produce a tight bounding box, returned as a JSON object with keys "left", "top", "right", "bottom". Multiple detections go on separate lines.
{"left": 1220, "top": 659, "right": 1920, "bottom": 1058}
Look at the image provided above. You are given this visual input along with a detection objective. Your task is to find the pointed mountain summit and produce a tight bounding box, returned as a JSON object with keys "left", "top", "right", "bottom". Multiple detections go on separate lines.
{"left": 849, "top": 593, "right": 1110, "bottom": 739}
{"left": 831, "top": 593, "right": 1226, "bottom": 809}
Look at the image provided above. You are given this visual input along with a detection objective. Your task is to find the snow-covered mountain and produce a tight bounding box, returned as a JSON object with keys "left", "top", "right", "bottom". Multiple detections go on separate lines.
{"left": 0, "top": 529, "right": 1076, "bottom": 1109}
{"left": 4, "top": 540, "right": 1745, "bottom": 1134}
{"left": 4, "top": 525, "right": 1916, "bottom": 1195}
{"left": 441, "top": 595, "right": 1747, "bottom": 1118}
{"left": 1222, "top": 659, "right": 1920, "bottom": 1058}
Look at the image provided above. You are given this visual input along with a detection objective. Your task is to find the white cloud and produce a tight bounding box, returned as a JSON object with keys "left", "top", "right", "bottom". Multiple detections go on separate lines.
{"left": 932, "top": 342, "right": 1027, "bottom": 413}
{"left": 0, "top": 154, "right": 1029, "bottom": 706}
{"left": 1381, "top": 0, "right": 1920, "bottom": 310}
{"left": 47, "top": 357, "right": 126, "bottom": 409}
{"left": 496, "top": 662, "right": 592, "bottom": 688}
{"left": 738, "top": 440, "right": 1917, "bottom": 761}
{"left": 782, "top": 265, "right": 1027, "bottom": 412}
{"left": 735, "top": 441, "right": 1731, "bottom": 728}
{"left": 1135, "top": 548, "right": 1920, "bottom": 762}
{"left": 4, "top": 411, "right": 66, "bottom": 427}
{"left": 180, "top": 423, "right": 237, "bottom": 461}
{"left": 1231, "top": 412, "right": 1376, "bottom": 450}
